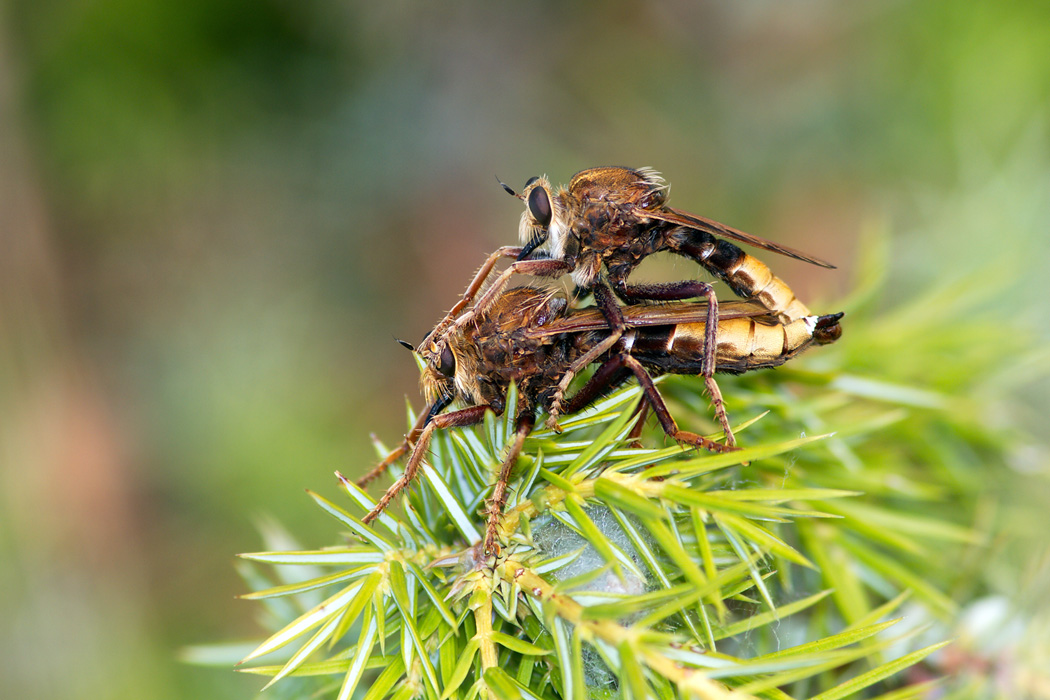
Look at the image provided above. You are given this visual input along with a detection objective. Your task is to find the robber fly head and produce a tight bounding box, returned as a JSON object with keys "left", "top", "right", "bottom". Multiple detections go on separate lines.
{"left": 417, "top": 336, "right": 459, "bottom": 408}
{"left": 507, "top": 176, "right": 569, "bottom": 262}
{"left": 514, "top": 169, "right": 671, "bottom": 270}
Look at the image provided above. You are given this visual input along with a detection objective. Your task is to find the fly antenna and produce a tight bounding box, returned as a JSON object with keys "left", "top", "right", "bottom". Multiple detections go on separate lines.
{"left": 495, "top": 175, "right": 520, "bottom": 198}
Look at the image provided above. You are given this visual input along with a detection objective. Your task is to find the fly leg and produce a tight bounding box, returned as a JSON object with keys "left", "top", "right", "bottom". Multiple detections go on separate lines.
{"left": 484, "top": 409, "right": 537, "bottom": 557}
{"left": 422, "top": 249, "right": 571, "bottom": 350}
{"left": 356, "top": 402, "right": 435, "bottom": 487}
{"left": 614, "top": 279, "right": 735, "bottom": 447}
{"left": 357, "top": 396, "right": 453, "bottom": 488}
{"left": 362, "top": 405, "right": 491, "bottom": 524}
{"left": 419, "top": 246, "right": 522, "bottom": 349}
{"left": 621, "top": 354, "right": 737, "bottom": 453}
{"left": 703, "top": 375, "right": 734, "bottom": 447}
{"left": 546, "top": 282, "right": 625, "bottom": 431}
{"left": 450, "top": 258, "right": 572, "bottom": 336}
{"left": 551, "top": 350, "right": 650, "bottom": 448}
{"left": 356, "top": 441, "right": 410, "bottom": 489}
{"left": 564, "top": 353, "right": 737, "bottom": 453}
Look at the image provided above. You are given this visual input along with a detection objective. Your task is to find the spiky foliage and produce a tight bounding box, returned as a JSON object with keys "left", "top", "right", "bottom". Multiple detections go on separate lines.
{"left": 208, "top": 238, "right": 1049, "bottom": 699}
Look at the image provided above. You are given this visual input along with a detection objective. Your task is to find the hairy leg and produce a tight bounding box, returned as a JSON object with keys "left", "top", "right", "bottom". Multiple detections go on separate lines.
{"left": 483, "top": 411, "right": 537, "bottom": 556}
{"left": 420, "top": 246, "right": 523, "bottom": 350}
{"left": 451, "top": 258, "right": 572, "bottom": 336}
{"left": 356, "top": 398, "right": 447, "bottom": 487}
{"left": 362, "top": 405, "right": 491, "bottom": 523}
{"left": 614, "top": 279, "right": 734, "bottom": 446}
{"left": 546, "top": 282, "right": 625, "bottom": 430}
{"left": 564, "top": 353, "right": 738, "bottom": 454}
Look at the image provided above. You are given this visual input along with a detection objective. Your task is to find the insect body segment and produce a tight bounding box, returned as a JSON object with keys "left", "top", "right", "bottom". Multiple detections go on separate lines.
{"left": 518, "top": 166, "right": 829, "bottom": 324}
{"left": 634, "top": 311, "right": 843, "bottom": 375}
{"left": 361, "top": 285, "right": 843, "bottom": 557}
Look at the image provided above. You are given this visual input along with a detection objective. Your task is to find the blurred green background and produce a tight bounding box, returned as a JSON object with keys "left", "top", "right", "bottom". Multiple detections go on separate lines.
{"left": 2, "top": 1, "right": 1048, "bottom": 698}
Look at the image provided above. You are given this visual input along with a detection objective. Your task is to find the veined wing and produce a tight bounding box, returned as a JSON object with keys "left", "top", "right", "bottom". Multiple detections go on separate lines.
{"left": 640, "top": 206, "right": 836, "bottom": 269}
{"left": 526, "top": 299, "right": 773, "bottom": 338}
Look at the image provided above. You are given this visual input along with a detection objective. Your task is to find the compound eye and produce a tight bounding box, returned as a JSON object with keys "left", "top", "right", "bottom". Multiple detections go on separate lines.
{"left": 524, "top": 176, "right": 539, "bottom": 188}
{"left": 527, "top": 185, "right": 552, "bottom": 228}
{"left": 437, "top": 346, "right": 456, "bottom": 377}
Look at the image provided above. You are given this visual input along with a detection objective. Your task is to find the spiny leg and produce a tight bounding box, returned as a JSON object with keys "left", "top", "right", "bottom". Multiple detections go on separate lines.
{"left": 451, "top": 258, "right": 572, "bottom": 336}
{"left": 620, "top": 354, "right": 737, "bottom": 453}
{"left": 356, "top": 441, "right": 410, "bottom": 489}
{"left": 702, "top": 374, "right": 734, "bottom": 447}
{"left": 569, "top": 352, "right": 737, "bottom": 454}
{"left": 558, "top": 352, "right": 633, "bottom": 416}
{"left": 557, "top": 357, "right": 651, "bottom": 448}
{"left": 356, "top": 399, "right": 441, "bottom": 488}
{"left": 546, "top": 282, "right": 626, "bottom": 431}
{"left": 614, "top": 278, "right": 735, "bottom": 446}
{"left": 420, "top": 246, "right": 523, "bottom": 350}
{"left": 483, "top": 411, "right": 536, "bottom": 557}
{"left": 612, "top": 279, "right": 720, "bottom": 377}
{"left": 362, "top": 405, "right": 491, "bottom": 524}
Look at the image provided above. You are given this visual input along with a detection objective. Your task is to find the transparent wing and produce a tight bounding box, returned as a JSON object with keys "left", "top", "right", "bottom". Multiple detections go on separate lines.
{"left": 641, "top": 206, "right": 836, "bottom": 269}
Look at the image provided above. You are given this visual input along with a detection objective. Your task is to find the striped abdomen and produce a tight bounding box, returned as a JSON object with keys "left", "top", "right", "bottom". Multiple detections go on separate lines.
{"left": 668, "top": 228, "right": 811, "bottom": 323}
{"left": 630, "top": 315, "right": 832, "bottom": 375}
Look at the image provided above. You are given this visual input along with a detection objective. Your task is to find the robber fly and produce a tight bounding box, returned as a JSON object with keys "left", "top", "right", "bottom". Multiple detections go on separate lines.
{"left": 361, "top": 285, "right": 843, "bottom": 556}
{"left": 512, "top": 166, "right": 833, "bottom": 318}
{"left": 423, "top": 167, "right": 837, "bottom": 441}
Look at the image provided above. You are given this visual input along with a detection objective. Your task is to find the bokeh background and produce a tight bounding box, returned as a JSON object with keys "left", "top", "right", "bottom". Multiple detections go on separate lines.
{"left": 2, "top": 2, "right": 1048, "bottom": 699}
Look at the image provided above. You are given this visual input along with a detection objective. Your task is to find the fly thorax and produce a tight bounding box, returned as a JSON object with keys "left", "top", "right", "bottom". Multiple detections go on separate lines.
{"left": 472, "top": 377, "right": 504, "bottom": 414}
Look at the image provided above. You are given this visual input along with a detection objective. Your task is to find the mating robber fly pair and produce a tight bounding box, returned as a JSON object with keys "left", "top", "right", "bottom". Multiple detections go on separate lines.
{"left": 358, "top": 166, "right": 844, "bottom": 555}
